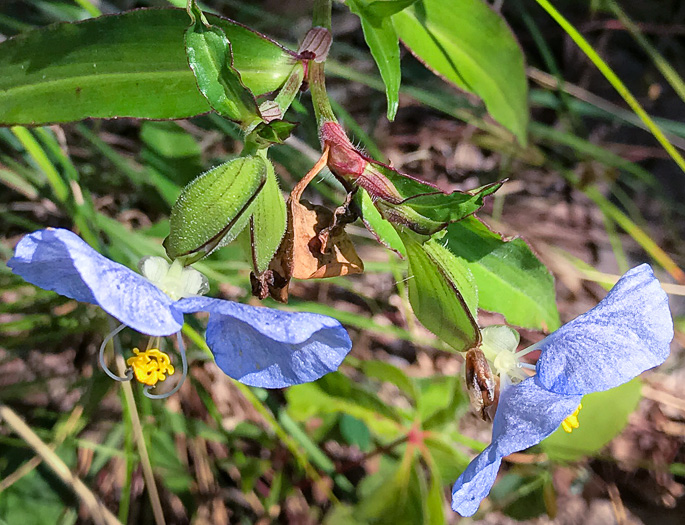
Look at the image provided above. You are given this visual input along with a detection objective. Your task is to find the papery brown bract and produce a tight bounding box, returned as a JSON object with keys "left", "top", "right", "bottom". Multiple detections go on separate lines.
{"left": 266, "top": 148, "right": 364, "bottom": 303}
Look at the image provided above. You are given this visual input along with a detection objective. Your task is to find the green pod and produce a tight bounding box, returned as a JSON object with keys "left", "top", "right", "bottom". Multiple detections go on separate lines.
{"left": 164, "top": 156, "right": 267, "bottom": 263}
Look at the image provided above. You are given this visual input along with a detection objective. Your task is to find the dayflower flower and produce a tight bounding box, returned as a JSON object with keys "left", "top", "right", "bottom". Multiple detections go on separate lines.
{"left": 7, "top": 228, "right": 352, "bottom": 398}
{"left": 452, "top": 264, "right": 673, "bottom": 516}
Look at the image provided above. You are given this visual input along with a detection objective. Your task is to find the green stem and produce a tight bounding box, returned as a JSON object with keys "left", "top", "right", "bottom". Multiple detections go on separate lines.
{"left": 312, "top": 0, "right": 332, "bottom": 29}
{"left": 309, "top": 61, "right": 337, "bottom": 124}
{"left": 112, "top": 347, "right": 166, "bottom": 525}
{"left": 309, "top": 0, "right": 336, "bottom": 125}
{"left": 534, "top": 0, "right": 685, "bottom": 175}
{"left": 273, "top": 62, "right": 306, "bottom": 116}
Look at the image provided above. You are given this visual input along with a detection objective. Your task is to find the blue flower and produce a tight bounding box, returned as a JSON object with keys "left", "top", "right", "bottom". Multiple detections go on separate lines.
{"left": 8, "top": 228, "right": 352, "bottom": 393}
{"left": 451, "top": 264, "right": 673, "bottom": 516}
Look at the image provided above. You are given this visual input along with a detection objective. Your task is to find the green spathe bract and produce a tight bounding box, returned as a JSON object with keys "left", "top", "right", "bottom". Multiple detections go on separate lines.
{"left": 241, "top": 156, "right": 287, "bottom": 273}
{"left": 164, "top": 156, "right": 267, "bottom": 262}
{"left": 400, "top": 230, "right": 480, "bottom": 352}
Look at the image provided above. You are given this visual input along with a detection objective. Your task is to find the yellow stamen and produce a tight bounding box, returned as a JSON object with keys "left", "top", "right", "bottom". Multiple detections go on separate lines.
{"left": 561, "top": 403, "right": 583, "bottom": 433}
{"left": 126, "top": 348, "right": 174, "bottom": 387}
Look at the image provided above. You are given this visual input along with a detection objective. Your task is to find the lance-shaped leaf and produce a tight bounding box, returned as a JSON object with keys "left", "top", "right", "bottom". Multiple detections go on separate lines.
{"left": 399, "top": 230, "right": 480, "bottom": 352}
{"left": 321, "top": 121, "right": 502, "bottom": 235}
{"left": 0, "top": 8, "right": 296, "bottom": 125}
{"left": 185, "top": 2, "right": 262, "bottom": 126}
{"left": 164, "top": 156, "right": 267, "bottom": 262}
{"left": 348, "top": 0, "right": 402, "bottom": 120}
{"left": 393, "top": 0, "right": 528, "bottom": 144}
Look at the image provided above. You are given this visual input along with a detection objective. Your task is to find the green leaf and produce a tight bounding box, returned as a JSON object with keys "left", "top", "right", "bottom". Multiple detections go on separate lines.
{"left": 243, "top": 156, "right": 287, "bottom": 273}
{"left": 424, "top": 467, "right": 446, "bottom": 525}
{"left": 541, "top": 379, "right": 643, "bottom": 462}
{"left": 252, "top": 119, "right": 299, "bottom": 146}
{"left": 185, "top": 2, "right": 261, "bottom": 126}
{"left": 393, "top": 0, "right": 528, "bottom": 143}
{"left": 415, "top": 374, "right": 464, "bottom": 424}
{"left": 358, "top": 189, "right": 406, "bottom": 255}
{"left": 348, "top": 0, "right": 401, "bottom": 120}
{"left": 0, "top": 8, "right": 295, "bottom": 125}
{"left": 164, "top": 156, "right": 267, "bottom": 261}
{"left": 140, "top": 121, "right": 201, "bottom": 204}
{"left": 400, "top": 230, "right": 480, "bottom": 352}
{"left": 361, "top": 360, "right": 418, "bottom": 401}
{"left": 356, "top": 453, "right": 424, "bottom": 524}
{"left": 423, "top": 436, "right": 471, "bottom": 485}
{"left": 140, "top": 121, "right": 202, "bottom": 160}
{"left": 324, "top": 505, "right": 367, "bottom": 525}
{"left": 148, "top": 426, "right": 195, "bottom": 494}
{"left": 286, "top": 373, "right": 404, "bottom": 439}
{"left": 366, "top": 0, "right": 420, "bottom": 18}
{"left": 0, "top": 446, "right": 78, "bottom": 525}
{"left": 435, "top": 217, "right": 560, "bottom": 331}
{"left": 490, "top": 472, "right": 550, "bottom": 520}
{"left": 339, "top": 414, "right": 372, "bottom": 451}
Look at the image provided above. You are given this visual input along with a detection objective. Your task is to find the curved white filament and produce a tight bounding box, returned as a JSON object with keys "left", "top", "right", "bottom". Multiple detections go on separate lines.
{"left": 99, "top": 323, "right": 133, "bottom": 382}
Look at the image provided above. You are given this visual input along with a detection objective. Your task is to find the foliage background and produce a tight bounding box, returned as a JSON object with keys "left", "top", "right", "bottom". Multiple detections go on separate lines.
{"left": 0, "top": 0, "right": 684, "bottom": 523}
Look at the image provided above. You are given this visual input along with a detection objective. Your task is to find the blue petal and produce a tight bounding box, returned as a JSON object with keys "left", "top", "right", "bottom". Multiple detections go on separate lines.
{"left": 176, "top": 297, "right": 352, "bottom": 387}
{"left": 8, "top": 229, "right": 183, "bottom": 336}
{"left": 451, "top": 377, "right": 580, "bottom": 516}
{"left": 451, "top": 450, "right": 502, "bottom": 516}
{"left": 536, "top": 264, "right": 673, "bottom": 395}
{"left": 490, "top": 377, "right": 582, "bottom": 457}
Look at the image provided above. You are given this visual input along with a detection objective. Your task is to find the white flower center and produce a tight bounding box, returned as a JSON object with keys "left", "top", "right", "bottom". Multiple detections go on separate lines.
{"left": 479, "top": 325, "right": 533, "bottom": 384}
{"left": 139, "top": 256, "right": 209, "bottom": 301}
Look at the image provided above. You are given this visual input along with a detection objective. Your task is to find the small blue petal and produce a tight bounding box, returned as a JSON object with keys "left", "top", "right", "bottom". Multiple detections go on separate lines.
{"left": 8, "top": 229, "right": 184, "bottom": 336}
{"left": 176, "top": 297, "right": 352, "bottom": 387}
{"left": 451, "top": 377, "right": 581, "bottom": 516}
{"left": 451, "top": 450, "right": 502, "bottom": 516}
{"left": 537, "top": 264, "right": 673, "bottom": 395}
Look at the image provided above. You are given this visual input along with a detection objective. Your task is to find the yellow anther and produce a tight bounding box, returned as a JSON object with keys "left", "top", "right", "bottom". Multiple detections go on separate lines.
{"left": 126, "top": 348, "right": 174, "bottom": 387}
{"left": 561, "top": 403, "right": 583, "bottom": 433}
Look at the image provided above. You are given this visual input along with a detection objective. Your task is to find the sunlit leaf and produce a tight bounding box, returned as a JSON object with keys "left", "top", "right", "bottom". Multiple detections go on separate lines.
{"left": 348, "top": 0, "right": 401, "bottom": 120}
{"left": 393, "top": 0, "right": 528, "bottom": 143}
{"left": 436, "top": 217, "right": 560, "bottom": 331}
{"left": 541, "top": 379, "right": 643, "bottom": 462}
{"left": 0, "top": 9, "right": 295, "bottom": 125}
